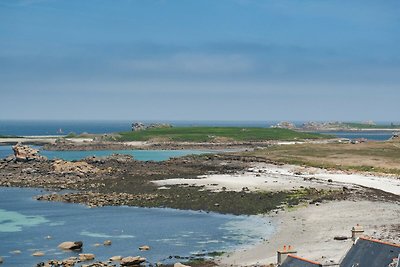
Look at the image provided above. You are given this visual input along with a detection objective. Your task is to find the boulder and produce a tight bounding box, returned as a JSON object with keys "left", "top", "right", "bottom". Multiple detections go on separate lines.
{"left": 138, "top": 245, "right": 150, "bottom": 251}
{"left": 103, "top": 240, "right": 112, "bottom": 246}
{"left": 0, "top": 256, "right": 3, "bottom": 264}
{"left": 12, "top": 143, "right": 47, "bottom": 162}
{"left": 58, "top": 241, "right": 83, "bottom": 250}
{"left": 79, "top": 253, "right": 95, "bottom": 261}
{"left": 32, "top": 251, "right": 45, "bottom": 257}
{"left": 174, "top": 263, "right": 191, "bottom": 267}
{"left": 120, "top": 256, "right": 146, "bottom": 266}
{"left": 109, "top": 255, "right": 123, "bottom": 261}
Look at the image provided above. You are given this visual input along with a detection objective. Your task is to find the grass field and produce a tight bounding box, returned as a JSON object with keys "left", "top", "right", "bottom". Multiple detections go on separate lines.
{"left": 244, "top": 139, "right": 400, "bottom": 175}
{"left": 115, "top": 127, "right": 330, "bottom": 142}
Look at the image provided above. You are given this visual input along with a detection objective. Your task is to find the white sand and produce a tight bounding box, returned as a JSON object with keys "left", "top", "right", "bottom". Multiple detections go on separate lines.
{"left": 153, "top": 163, "right": 400, "bottom": 266}
{"left": 153, "top": 163, "right": 400, "bottom": 195}
{"left": 217, "top": 200, "right": 400, "bottom": 266}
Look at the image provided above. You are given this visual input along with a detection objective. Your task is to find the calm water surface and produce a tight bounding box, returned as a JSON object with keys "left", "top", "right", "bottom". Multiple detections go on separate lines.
{"left": 0, "top": 146, "right": 214, "bottom": 161}
{"left": 0, "top": 187, "right": 274, "bottom": 267}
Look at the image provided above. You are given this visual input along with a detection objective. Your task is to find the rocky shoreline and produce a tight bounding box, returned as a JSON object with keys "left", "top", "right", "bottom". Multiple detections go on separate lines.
{"left": 1, "top": 144, "right": 399, "bottom": 267}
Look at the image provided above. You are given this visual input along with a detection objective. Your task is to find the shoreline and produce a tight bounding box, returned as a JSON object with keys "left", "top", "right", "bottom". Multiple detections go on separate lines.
{"left": 217, "top": 199, "right": 400, "bottom": 266}
{"left": 1, "top": 143, "right": 399, "bottom": 266}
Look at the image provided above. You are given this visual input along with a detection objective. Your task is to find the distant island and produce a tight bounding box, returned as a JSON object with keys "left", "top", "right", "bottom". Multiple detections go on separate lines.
{"left": 271, "top": 121, "right": 400, "bottom": 131}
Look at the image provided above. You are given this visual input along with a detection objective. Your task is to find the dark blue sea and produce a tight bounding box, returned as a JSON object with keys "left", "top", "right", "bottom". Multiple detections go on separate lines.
{"left": 0, "top": 120, "right": 395, "bottom": 141}
{"left": 0, "top": 120, "right": 276, "bottom": 136}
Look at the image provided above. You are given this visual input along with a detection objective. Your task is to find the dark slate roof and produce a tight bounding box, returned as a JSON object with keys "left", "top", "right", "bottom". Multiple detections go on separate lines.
{"left": 280, "top": 254, "right": 322, "bottom": 267}
{"left": 340, "top": 237, "right": 400, "bottom": 267}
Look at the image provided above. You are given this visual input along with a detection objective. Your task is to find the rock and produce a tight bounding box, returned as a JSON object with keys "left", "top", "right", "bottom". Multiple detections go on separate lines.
{"left": 272, "top": 121, "right": 296, "bottom": 130}
{"left": 62, "top": 257, "right": 78, "bottom": 265}
{"left": 174, "top": 263, "right": 191, "bottom": 267}
{"left": 58, "top": 241, "right": 83, "bottom": 250}
{"left": 0, "top": 257, "right": 3, "bottom": 264}
{"left": 12, "top": 143, "right": 47, "bottom": 162}
{"left": 138, "top": 245, "right": 150, "bottom": 251}
{"left": 334, "top": 236, "right": 349, "bottom": 241}
{"left": 120, "top": 256, "right": 146, "bottom": 266}
{"left": 32, "top": 251, "right": 45, "bottom": 257}
{"left": 109, "top": 255, "right": 123, "bottom": 261}
{"left": 132, "top": 122, "right": 172, "bottom": 132}
{"left": 79, "top": 253, "right": 95, "bottom": 261}
{"left": 52, "top": 160, "right": 99, "bottom": 175}
{"left": 103, "top": 240, "right": 112, "bottom": 246}
{"left": 94, "top": 243, "right": 102, "bottom": 247}
{"left": 132, "top": 122, "right": 146, "bottom": 132}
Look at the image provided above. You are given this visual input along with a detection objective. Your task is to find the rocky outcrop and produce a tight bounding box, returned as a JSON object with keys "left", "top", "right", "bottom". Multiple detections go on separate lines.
{"left": 109, "top": 255, "right": 123, "bottom": 261}
{"left": 103, "top": 240, "right": 112, "bottom": 246}
{"left": 57, "top": 241, "right": 83, "bottom": 250}
{"left": 138, "top": 245, "right": 150, "bottom": 251}
{"left": 52, "top": 160, "right": 99, "bottom": 175}
{"left": 272, "top": 121, "right": 296, "bottom": 130}
{"left": 12, "top": 143, "right": 47, "bottom": 162}
{"left": 132, "top": 122, "right": 146, "bottom": 132}
{"left": 132, "top": 122, "right": 172, "bottom": 132}
{"left": 79, "top": 253, "right": 95, "bottom": 261}
{"left": 174, "top": 263, "right": 191, "bottom": 267}
{"left": 120, "top": 256, "right": 146, "bottom": 266}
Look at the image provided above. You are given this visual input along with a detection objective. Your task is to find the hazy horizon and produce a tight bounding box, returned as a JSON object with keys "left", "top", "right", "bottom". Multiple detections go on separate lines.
{"left": 1, "top": 0, "right": 399, "bottom": 121}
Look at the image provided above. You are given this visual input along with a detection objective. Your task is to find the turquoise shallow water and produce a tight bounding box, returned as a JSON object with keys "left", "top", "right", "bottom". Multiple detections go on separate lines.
{"left": 0, "top": 187, "right": 274, "bottom": 267}
{"left": 0, "top": 146, "right": 213, "bottom": 161}
{"left": 40, "top": 149, "right": 212, "bottom": 161}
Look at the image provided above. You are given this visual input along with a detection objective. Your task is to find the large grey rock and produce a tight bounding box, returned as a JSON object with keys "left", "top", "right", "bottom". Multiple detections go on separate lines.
{"left": 79, "top": 253, "right": 95, "bottom": 261}
{"left": 120, "top": 256, "right": 146, "bottom": 266}
{"left": 58, "top": 241, "right": 83, "bottom": 250}
{"left": 109, "top": 255, "right": 123, "bottom": 261}
{"left": 174, "top": 263, "right": 191, "bottom": 267}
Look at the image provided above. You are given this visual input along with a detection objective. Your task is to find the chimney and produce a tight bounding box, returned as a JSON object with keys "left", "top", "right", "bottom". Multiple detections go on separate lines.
{"left": 277, "top": 245, "right": 297, "bottom": 265}
{"left": 351, "top": 224, "right": 364, "bottom": 242}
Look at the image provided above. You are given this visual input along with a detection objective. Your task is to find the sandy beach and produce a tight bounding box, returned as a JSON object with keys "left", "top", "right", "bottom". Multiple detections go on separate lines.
{"left": 217, "top": 200, "right": 400, "bottom": 266}
{"left": 154, "top": 162, "right": 400, "bottom": 266}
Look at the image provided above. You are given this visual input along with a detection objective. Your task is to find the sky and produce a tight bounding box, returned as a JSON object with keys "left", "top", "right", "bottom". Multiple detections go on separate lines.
{"left": 0, "top": 0, "right": 399, "bottom": 121}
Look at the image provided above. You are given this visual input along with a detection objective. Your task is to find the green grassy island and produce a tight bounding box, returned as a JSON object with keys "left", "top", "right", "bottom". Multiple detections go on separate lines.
{"left": 116, "top": 127, "right": 330, "bottom": 142}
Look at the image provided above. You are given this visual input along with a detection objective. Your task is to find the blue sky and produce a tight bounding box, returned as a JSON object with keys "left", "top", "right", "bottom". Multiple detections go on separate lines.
{"left": 1, "top": 0, "right": 399, "bottom": 121}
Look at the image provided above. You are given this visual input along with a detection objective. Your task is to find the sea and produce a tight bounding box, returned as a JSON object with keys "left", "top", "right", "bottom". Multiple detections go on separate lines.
{"left": 0, "top": 120, "right": 395, "bottom": 140}
{"left": 0, "top": 187, "right": 274, "bottom": 267}
{"left": 0, "top": 146, "right": 214, "bottom": 162}
{"left": 0, "top": 120, "right": 395, "bottom": 266}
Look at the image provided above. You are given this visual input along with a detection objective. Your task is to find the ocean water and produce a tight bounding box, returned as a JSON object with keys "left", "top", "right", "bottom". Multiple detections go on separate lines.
{"left": 0, "top": 120, "right": 275, "bottom": 136}
{"left": 0, "top": 187, "right": 274, "bottom": 267}
{"left": 317, "top": 131, "right": 394, "bottom": 141}
{"left": 0, "top": 146, "right": 213, "bottom": 161}
{"left": 40, "top": 149, "right": 213, "bottom": 161}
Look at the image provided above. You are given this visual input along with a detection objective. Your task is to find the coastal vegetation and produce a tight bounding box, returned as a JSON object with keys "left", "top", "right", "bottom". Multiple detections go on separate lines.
{"left": 244, "top": 140, "right": 400, "bottom": 175}
{"left": 115, "top": 127, "right": 329, "bottom": 142}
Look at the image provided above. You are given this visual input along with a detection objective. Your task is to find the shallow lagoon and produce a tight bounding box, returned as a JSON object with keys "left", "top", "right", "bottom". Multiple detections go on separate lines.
{"left": 0, "top": 187, "right": 274, "bottom": 266}
{"left": 0, "top": 146, "right": 213, "bottom": 161}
